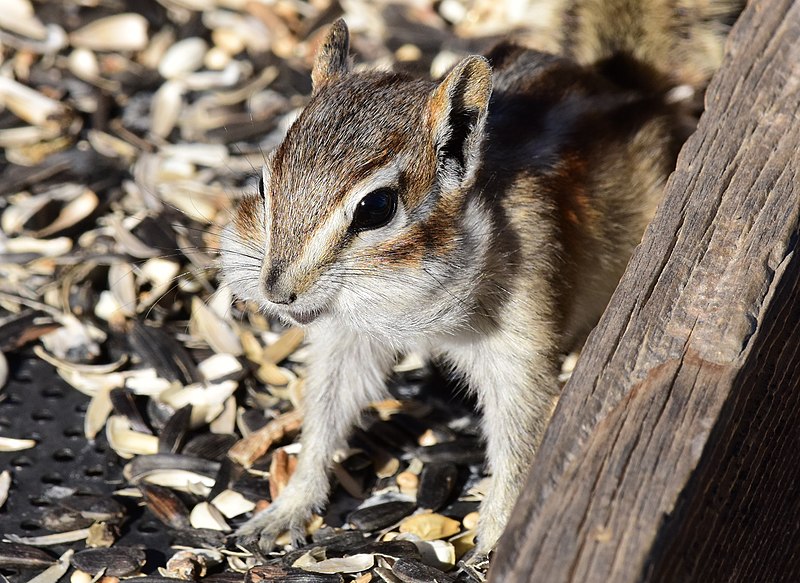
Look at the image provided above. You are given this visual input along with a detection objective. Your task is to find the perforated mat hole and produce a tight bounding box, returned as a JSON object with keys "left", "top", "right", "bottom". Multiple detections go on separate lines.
{"left": 31, "top": 409, "right": 54, "bottom": 422}
{"left": 41, "top": 473, "right": 63, "bottom": 485}
{"left": 84, "top": 465, "right": 104, "bottom": 477}
{"left": 41, "top": 386, "right": 65, "bottom": 399}
{"left": 63, "top": 426, "right": 84, "bottom": 438}
{"left": 52, "top": 448, "right": 75, "bottom": 463}
{"left": 0, "top": 416, "right": 10, "bottom": 430}
{"left": 19, "top": 519, "right": 40, "bottom": 531}
{"left": 74, "top": 488, "right": 96, "bottom": 497}
{"left": 5, "top": 393, "right": 23, "bottom": 405}
{"left": 75, "top": 402, "right": 89, "bottom": 414}
{"left": 10, "top": 455, "right": 33, "bottom": 468}
{"left": 137, "top": 520, "right": 161, "bottom": 534}
{"left": 14, "top": 367, "right": 34, "bottom": 382}
{"left": 29, "top": 496, "right": 52, "bottom": 507}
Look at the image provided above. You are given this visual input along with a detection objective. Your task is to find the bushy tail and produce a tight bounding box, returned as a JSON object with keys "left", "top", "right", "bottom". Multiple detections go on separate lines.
{"left": 554, "top": 0, "right": 744, "bottom": 88}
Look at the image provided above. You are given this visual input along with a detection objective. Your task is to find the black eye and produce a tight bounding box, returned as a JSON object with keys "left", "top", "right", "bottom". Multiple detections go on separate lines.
{"left": 351, "top": 188, "right": 398, "bottom": 232}
{"left": 257, "top": 173, "right": 265, "bottom": 199}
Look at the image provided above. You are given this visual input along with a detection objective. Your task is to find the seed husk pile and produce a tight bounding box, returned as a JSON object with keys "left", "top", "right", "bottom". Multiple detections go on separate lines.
{"left": 0, "top": 1, "right": 568, "bottom": 582}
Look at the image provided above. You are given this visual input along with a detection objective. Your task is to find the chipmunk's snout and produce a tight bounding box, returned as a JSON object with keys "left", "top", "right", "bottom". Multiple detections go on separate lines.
{"left": 265, "top": 288, "right": 297, "bottom": 305}
{"left": 262, "top": 261, "right": 297, "bottom": 305}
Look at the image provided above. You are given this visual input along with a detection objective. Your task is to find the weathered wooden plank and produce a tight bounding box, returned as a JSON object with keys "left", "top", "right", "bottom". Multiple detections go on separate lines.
{"left": 645, "top": 238, "right": 800, "bottom": 581}
{"left": 490, "top": 0, "right": 800, "bottom": 581}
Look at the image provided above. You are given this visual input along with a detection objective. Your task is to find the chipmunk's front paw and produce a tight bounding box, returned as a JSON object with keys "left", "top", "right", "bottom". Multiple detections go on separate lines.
{"left": 234, "top": 505, "right": 310, "bottom": 556}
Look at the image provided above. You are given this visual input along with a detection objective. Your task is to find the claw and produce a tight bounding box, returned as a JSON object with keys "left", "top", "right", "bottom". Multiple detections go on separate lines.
{"left": 289, "top": 523, "right": 307, "bottom": 549}
{"left": 229, "top": 490, "right": 320, "bottom": 564}
{"left": 456, "top": 548, "right": 490, "bottom": 582}
{"left": 232, "top": 529, "right": 265, "bottom": 558}
{"left": 257, "top": 532, "right": 278, "bottom": 557}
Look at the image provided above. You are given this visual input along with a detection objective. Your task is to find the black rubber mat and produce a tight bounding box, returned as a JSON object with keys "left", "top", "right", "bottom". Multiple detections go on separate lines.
{"left": 0, "top": 352, "right": 481, "bottom": 581}
{"left": 0, "top": 353, "right": 171, "bottom": 580}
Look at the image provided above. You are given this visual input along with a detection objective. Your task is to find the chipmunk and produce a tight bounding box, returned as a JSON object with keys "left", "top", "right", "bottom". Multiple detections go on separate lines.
{"left": 221, "top": 0, "right": 740, "bottom": 559}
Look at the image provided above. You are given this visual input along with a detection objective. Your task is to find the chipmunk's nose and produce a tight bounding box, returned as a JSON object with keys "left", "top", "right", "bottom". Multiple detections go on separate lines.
{"left": 263, "top": 261, "right": 297, "bottom": 305}
{"left": 267, "top": 289, "right": 297, "bottom": 305}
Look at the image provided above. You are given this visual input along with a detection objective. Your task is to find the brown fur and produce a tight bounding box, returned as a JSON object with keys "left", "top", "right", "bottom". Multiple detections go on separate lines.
{"left": 224, "top": 5, "right": 739, "bottom": 560}
{"left": 232, "top": 195, "right": 264, "bottom": 245}
{"left": 542, "top": 0, "right": 743, "bottom": 87}
{"left": 268, "top": 74, "right": 433, "bottom": 268}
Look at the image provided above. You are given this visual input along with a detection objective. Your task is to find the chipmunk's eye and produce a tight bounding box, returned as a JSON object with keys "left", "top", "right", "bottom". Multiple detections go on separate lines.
{"left": 257, "top": 173, "right": 265, "bottom": 199}
{"left": 351, "top": 187, "right": 397, "bottom": 232}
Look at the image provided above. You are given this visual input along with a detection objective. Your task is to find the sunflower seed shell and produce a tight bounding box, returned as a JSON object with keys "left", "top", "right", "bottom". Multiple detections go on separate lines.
{"left": 71, "top": 546, "right": 146, "bottom": 576}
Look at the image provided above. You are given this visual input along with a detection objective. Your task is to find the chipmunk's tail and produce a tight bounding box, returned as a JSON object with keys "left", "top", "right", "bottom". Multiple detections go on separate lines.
{"left": 554, "top": 0, "right": 744, "bottom": 89}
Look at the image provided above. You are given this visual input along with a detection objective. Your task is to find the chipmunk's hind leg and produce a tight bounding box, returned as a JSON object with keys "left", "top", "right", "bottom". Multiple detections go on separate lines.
{"left": 474, "top": 358, "right": 558, "bottom": 554}
{"left": 457, "top": 547, "right": 491, "bottom": 581}
{"left": 444, "top": 319, "right": 560, "bottom": 555}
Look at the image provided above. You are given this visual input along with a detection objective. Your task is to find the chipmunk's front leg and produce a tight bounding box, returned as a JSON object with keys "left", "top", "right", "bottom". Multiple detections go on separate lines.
{"left": 448, "top": 329, "right": 560, "bottom": 556}
{"left": 235, "top": 326, "right": 394, "bottom": 554}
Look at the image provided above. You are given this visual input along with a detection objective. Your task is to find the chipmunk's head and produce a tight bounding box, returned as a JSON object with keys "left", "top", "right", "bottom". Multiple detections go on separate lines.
{"left": 222, "top": 19, "right": 493, "bottom": 334}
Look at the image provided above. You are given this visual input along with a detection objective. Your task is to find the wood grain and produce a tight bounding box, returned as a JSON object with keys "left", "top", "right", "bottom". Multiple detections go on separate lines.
{"left": 490, "top": 0, "right": 800, "bottom": 580}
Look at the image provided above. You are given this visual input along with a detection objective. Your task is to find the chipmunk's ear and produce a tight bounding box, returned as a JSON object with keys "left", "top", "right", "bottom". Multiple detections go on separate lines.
{"left": 427, "top": 55, "right": 493, "bottom": 190}
{"left": 312, "top": 19, "right": 351, "bottom": 93}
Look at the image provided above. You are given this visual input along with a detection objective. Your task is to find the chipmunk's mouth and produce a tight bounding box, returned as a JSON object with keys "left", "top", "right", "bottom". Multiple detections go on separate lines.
{"left": 284, "top": 307, "right": 323, "bottom": 326}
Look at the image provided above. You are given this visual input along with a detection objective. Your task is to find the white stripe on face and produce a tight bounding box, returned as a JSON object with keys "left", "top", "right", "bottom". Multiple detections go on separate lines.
{"left": 282, "top": 159, "right": 409, "bottom": 290}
